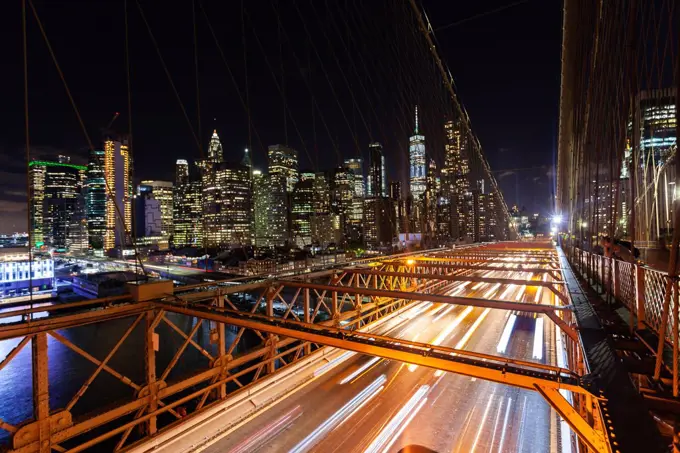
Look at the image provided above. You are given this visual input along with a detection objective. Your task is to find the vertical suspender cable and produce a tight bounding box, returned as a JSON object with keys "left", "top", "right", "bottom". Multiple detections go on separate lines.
{"left": 23, "top": 0, "right": 34, "bottom": 310}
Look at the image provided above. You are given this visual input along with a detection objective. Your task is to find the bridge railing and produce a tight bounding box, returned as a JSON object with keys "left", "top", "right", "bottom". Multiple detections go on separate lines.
{"left": 568, "top": 247, "right": 678, "bottom": 384}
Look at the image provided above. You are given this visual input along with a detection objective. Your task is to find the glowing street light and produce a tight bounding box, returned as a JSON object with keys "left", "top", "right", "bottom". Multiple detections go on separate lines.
{"left": 552, "top": 214, "right": 563, "bottom": 224}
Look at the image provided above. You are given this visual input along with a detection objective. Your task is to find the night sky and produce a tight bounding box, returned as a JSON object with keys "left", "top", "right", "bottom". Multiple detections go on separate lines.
{"left": 0, "top": 0, "right": 561, "bottom": 234}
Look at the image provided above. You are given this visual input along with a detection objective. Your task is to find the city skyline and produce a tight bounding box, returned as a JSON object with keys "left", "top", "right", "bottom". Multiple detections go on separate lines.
{"left": 0, "top": 1, "right": 561, "bottom": 233}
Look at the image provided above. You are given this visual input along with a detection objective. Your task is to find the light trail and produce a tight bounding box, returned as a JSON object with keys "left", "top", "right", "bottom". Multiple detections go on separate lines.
{"left": 470, "top": 391, "right": 496, "bottom": 452}
{"left": 532, "top": 317, "right": 544, "bottom": 360}
{"left": 314, "top": 351, "right": 356, "bottom": 377}
{"left": 500, "top": 284, "right": 516, "bottom": 300}
{"left": 496, "top": 314, "right": 517, "bottom": 354}
{"left": 363, "top": 385, "right": 430, "bottom": 453}
{"left": 483, "top": 283, "right": 502, "bottom": 299}
{"left": 340, "top": 357, "right": 382, "bottom": 384}
{"left": 429, "top": 304, "right": 447, "bottom": 316}
{"left": 432, "top": 305, "right": 456, "bottom": 323}
{"left": 290, "top": 375, "right": 387, "bottom": 453}
{"left": 489, "top": 397, "right": 505, "bottom": 450}
{"left": 432, "top": 306, "right": 473, "bottom": 346}
{"left": 227, "top": 405, "right": 303, "bottom": 453}
{"left": 454, "top": 308, "right": 490, "bottom": 350}
{"left": 497, "top": 397, "right": 513, "bottom": 453}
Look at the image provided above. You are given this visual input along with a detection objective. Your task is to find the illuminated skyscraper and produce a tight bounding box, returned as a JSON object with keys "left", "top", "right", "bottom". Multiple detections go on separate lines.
{"left": 269, "top": 145, "right": 299, "bottom": 193}
{"left": 367, "top": 142, "right": 386, "bottom": 197}
{"left": 425, "top": 158, "right": 439, "bottom": 236}
{"left": 173, "top": 181, "right": 202, "bottom": 247}
{"left": 202, "top": 159, "right": 252, "bottom": 247}
{"left": 138, "top": 181, "right": 174, "bottom": 238}
{"left": 442, "top": 118, "right": 471, "bottom": 239}
{"left": 364, "top": 197, "right": 394, "bottom": 249}
{"left": 267, "top": 145, "right": 298, "bottom": 245}
{"left": 86, "top": 149, "right": 106, "bottom": 251}
{"left": 311, "top": 172, "right": 335, "bottom": 246}
{"left": 208, "top": 130, "right": 224, "bottom": 163}
{"left": 389, "top": 181, "right": 406, "bottom": 234}
{"left": 252, "top": 170, "right": 274, "bottom": 247}
{"left": 344, "top": 158, "right": 365, "bottom": 197}
{"left": 29, "top": 163, "right": 45, "bottom": 247}
{"left": 409, "top": 106, "right": 427, "bottom": 199}
{"left": 332, "top": 167, "right": 354, "bottom": 243}
{"left": 343, "top": 158, "right": 364, "bottom": 242}
{"left": 292, "top": 171, "right": 316, "bottom": 247}
{"left": 29, "top": 157, "right": 87, "bottom": 252}
{"left": 176, "top": 159, "right": 189, "bottom": 186}
{"left": 409, "top": 106, "right": 427, "bottom": 234}
{"left": 103, "top": 136, "right": 132, "bottom": 251}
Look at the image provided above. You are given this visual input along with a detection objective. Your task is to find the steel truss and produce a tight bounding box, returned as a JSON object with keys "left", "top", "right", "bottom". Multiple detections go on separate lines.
{"left": 0, "top": 244, "right": 610, "bottom": 453}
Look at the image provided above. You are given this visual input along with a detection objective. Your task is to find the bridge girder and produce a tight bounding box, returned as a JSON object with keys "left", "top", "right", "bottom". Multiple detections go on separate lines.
{"left": 274, "top": 279, "right": 579, "bottom": 342}
{"left": 159, "top": 300, "right": 608, "bottom": 452}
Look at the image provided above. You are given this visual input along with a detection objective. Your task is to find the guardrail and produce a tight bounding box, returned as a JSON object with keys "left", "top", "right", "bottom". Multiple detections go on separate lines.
{"left": 567, "top": 247, "right": 678, "bottom": 392}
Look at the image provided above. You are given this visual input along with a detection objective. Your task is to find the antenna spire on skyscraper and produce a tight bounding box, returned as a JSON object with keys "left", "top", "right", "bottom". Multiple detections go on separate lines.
{"left": 414, "top": 105, "right": 419, "bottom": 134}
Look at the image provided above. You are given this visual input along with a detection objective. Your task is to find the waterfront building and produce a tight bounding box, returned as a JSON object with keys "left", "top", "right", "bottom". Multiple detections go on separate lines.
{"left": 86, "top": 149, "right": 106, "bottom": 251}
{"left": 103, "top": 136, "right": 132, "bottom": 251}
{"left": 29, "top": 156, "right": 87, "bottom": 253}
{"left": 0, "top": 249, "right": 54, "bottom": 301}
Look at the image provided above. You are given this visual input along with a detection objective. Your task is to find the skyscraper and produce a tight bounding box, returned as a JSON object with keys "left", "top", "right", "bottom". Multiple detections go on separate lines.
{"left": 363, "top": 197, "right": 394, "bottom": 249}
{"left": 425, "top": 158, "right": 439, "bottom": 236}
{"left": 267, "top": 145, "right": 298, "bottom": 245}
{"left": 29, "top": 157, "right": 87, "bottom": 252}
{"left": 311, "top": 172, "right": 336, "bottom": 246}
{"left": 409, "top": 106, "right": 427, "bottom": 200}
{"left": 268, "top": 145, "right": 299, "bottom": 193}
{"left": 29, "top": 163, "right": 45, "bottom": 247}
{"left": 86, "top": 149, "right": 106, "bottom": 251}
{"left": 103, "top": 136, "right": 132, "bottom": 251}
{"left": 389, "top": 181, "right": 406, "bottom": 235}
{"left": 207, "top": 130, "right": 224, "bottom": 163}
{"left": 202, "top": 161, "right": 252, "bottom": 247}
{"left": 252, "top": 170, "right": 274, "bottom": 247}
{"left": 343, "top": 158, "right": 364, "bottom": 242}
{"left": 442, "top": 118, "right": 471, "bottom": 240}
{"left": 332, "top": 167, "right": 354, "bottom": 244}
{"left": 173, "top": 181, "right": 202, "bottom": 247}
{"left": 291, "top": 171, "right": 315, "bottom": 247}
{"left": 176, "top": 159, "right": 189, "bottom": 186}
{"left": 409, "top": 106, "right": 427, "bottom": 234}
{"left": 344, "top": 158, "right": 365, "bottom": 197}
{"left": 138, "top": 181, "right": 174, "bottom": 238}
{"left": 367, "top": 142, "right": 386, "bottom": 197}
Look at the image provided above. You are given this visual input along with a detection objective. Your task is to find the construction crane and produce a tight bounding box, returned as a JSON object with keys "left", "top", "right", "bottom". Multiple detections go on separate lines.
{"left": 105, "top": 112, "right": 120, "bottom": 130}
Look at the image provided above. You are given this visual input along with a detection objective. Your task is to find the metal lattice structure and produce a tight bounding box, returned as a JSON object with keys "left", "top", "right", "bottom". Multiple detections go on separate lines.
{"left": 0, "top": 244, "right": 612, "bottom": 453}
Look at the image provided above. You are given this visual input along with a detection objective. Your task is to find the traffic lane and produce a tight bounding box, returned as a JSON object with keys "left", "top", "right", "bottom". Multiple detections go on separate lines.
{"left": 387, "top": 313, "right": 559, "bottom": 453}
{"left": 205, "top": 300, "right": 467, "bottom": 453}
{"left": 310, "top": 280, "right": 529, "bottom": 452}
{"left": 208, "top": 279, "right": 527, "bottom": 453}
{"left": 314, "top": 303, "right": 515, "bottom": 453}
{"left": 317, "top": 305, "right": 496, "bottom": 453}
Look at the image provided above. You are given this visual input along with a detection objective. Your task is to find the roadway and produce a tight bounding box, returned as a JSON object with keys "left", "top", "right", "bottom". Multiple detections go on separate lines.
{"left": 205, "top": 264, "right": 568, "bottom": 453}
